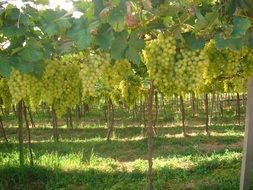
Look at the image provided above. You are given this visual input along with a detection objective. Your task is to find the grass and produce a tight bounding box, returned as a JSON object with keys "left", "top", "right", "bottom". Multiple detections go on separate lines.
{"left": 0, "top": 106, "right": 250, "bottom": 190}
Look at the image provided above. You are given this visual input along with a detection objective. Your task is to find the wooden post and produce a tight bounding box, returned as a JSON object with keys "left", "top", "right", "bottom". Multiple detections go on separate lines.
{"left": 179, "top": 95, "right": 187, "bottom": 137}
{"left": 236, "top": 92, "right": 241, "bottom": 125}
{"left": 0, "top": 116, "right": 8, "bottom": 143}
{"left": 191, "top": 92, "right": 196, "bottom": 117}
{"left": 153, "top": 91, "right": 158, "bottom": 135}
{"left": 204, "top": 93, "right": 210, "bottom": 135}
{"left": 147, "top": 81, "right": 155, "bottom": 190}
{"left": 106, "top": 99, "right": 114, "bottom": 142}
{"left": 27, "top": 107, "right": 35, "bottom": 128}
{"left": 17, "top": 100, "right": 24, "bottom": 166}
{"left": 23, "top": 103, "right": 34, "bottom": 166}
{"left": 240, "top": 77, "right": 253, "bottom": 190}
{"left": 51, "top": 104, "right": 59, "bottom": 142}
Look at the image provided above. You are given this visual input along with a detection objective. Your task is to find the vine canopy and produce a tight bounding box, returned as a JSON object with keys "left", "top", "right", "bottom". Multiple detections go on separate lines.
{"left": 0, "top": 0, "right": 253, "bottom": 77}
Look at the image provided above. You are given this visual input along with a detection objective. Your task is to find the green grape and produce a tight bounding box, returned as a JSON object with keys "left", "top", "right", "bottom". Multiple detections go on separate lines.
{"left": 204, "top": 42, "right": 253, "bottom": 92}
{"left": 232, "top": 78, "right": 247, "bottom": 93}
{"left": 110, "top": 88, "right": 122, "bottom": 106}
{"left": 8, "top": 68, "right": 44, "bottom": 109}
{"left": 0, "top": 78, "right": 12, "bottom": 109}
{"left": 239, "top": 47, "right": 253, "bottom": 78}
{"left": 41, "top": 60, "right": 64, "bottom": 107}
{"left": 204, "top": 41, "right": 243, "bottom": 80}
{"left": 54, "top": 58, "right": 82, "bottom": 116}
{"left": 41, "top": 57, "right": 82, "bottom": 117}
{"left": 174, "top": 49, "right": 209, "bottom": 94}
{"left": 8, "top": 69, "right": 27, "bottom": 104}
{"left": 118, "top": 74, "right": 141, "bottom": 107}
{"left": 23, "top": 74, "right": 43, "bottom": 111}
{"left": 79, "top": 51, "right": 111, "bottom": 98}
{"left": 101, "top": 59, "right": 132, "bottom": 89}
{"left": 143, "top": 33, "right": 177, "bottom": 95}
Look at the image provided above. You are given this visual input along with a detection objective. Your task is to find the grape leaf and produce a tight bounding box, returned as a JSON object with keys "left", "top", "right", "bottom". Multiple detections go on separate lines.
{"left": 19, "top": 46, "right": 44, "bottom": 62}
{"left": 41, "top": 9, "right": 72, "bottom": 37}
{"left": 125, "top": 46, "right": 141, "bottom": 65}
{"left": 96, "top": 24, "right": 114, "bottom": 50}
{"left": 93, "top": 0, "right": 104, "bottom": 17}
{"left": 33, "top": 61, "right": 45, "bottom": 77}
{"left": 108, "top": 8, "right": 125, "bottom": 32}
{"left": 5, "top": 6, "right": 20, "bottom": 21}
{"left": 128, "top": 32, "right": 145, "bottom": 51}
{"left": 1, "top": 26, "right": 26, "bottom": 38}
{"left": 57, "top": 41, "right": 73, "bottom": 55}
{"left": 182, "top": 32, "right": 206, "bottom": 50}
{"left": 125, "top": 32, "right": 144, "bottom": 64}
{"left": 67, "top": 18, "right": 92, "bottom": 50}
{"left": 231, "top": 16, "right": 251, "bottom": 38}
{"left": 195, "top": 11, "right": 218, "bottom": 31}
{"left": 214, "top": 34, "right": 247, "bottom": 50}
{"left": 110, "top": 30, "right": 128, "bottom": 59}
{"left": 0, "top": 54, "right": 12, "bottom": 77}
{"left": 12, "top": 61, "right": 33, "bottom": 73}
{"left": 225, "top": 0, "right": 237, "bottom": 15}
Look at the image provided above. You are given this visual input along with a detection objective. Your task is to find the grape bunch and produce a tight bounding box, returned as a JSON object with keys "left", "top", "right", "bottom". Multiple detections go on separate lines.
{"left": 8, "top": 69, "right": 27, "bottom": 104}
{"left": 41, "top": 60, "right": 65, "bottom": 107}
{"left": 101, "top": 59, "right": 131, "bottom": 88}
{"left": 0, "top": 78, "right": 12, "bottom": 109}
{"left": 23, "top": 74, "right": 42, "bottom": 111}
{"left": 118, "top": 74, "right": 141, "bottom": 106}
{"left": 174, "top": 49, "right": 209, "bottom": 93}
{"left": 204, "top": 41, "right": 241, "bottom": 80}
{"left": 79, "top": 51, "right": 111, "bottom": 97}
{"left": 41, "top": 58, "right": 82, "bottom": 117}
{"left": 143, "top": 33, "right": 177, "bottom": 95}
{"left": 239, "top": 47, "right": 253, "bottom": 78}
{"left": 54, "top": 58, "right": 82, "bottom": 116}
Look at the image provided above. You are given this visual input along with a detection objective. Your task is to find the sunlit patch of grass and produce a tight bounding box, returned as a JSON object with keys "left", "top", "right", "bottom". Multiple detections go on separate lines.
{"left": 0, "top": 109, "right": 248, "bottom": 190}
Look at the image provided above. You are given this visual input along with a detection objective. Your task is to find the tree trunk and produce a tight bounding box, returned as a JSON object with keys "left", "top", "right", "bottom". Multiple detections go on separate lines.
{"left": 69, "top": 108, "right": 73, "bottom": 129}
{"left": 236, "top": 92, "right": 241, "bottom": 125}
{"left": 176, "top": 95, "right": 179, "bottom": 112}
{"left": 23, "top": 102, "right": 33, "bottom": 166}
{"left": 104, "top": 104, "right": 107, "bottom": 121}
{"left": 27, "top": 107, "right": 35, "bottom": 128}
{"left": 209, "top": 92, "right": 215, "bottom": 126}
{"left": 219, "top": 94, "right": 224, "bottom": 118}
{"left": 0, "top": 116, "right": 8, "bottom": 143}
{"left": 191, "top": 92, "right": 196, "bottom": 117}
{"left": 215, "top": 93, "right": 220, "bottom": 118}
{"left": 132, "top": 103, "right": 136, "bottom": 121}
{"left": 51, "top": 104, "right": 59, "bottom": 142}
{"left": 228, "top": 93, "right": 231, "bottom": 107}
{"left": 139, "top": 97, "right": 143, "bottom": 126}
{"left": 143, "top": 100, "right": 147, "bottom": 128}
{"left": 77, "top": 106, "right": 81, "bottom": 120}
{"left": 179, "top": 95, "right": 187, "bottom": 137}
{"left": 0, "top": 106, "right": 5, "bottom": 117}
{"left": 204, "top": 93, "right": 210, "bottom": 135}
{"left": 161, "top": 93, "right": 166, "bottom": 117}
{"left": 133, "top": 102, "right": 138, "bottom": 120}
{"left": 17, "top": 100, "right": 24, "bottom": 166}
{"left": 83, "top": 104, "right": 89, "bottom": 114}
{"left": 147, "top": 81, "right": 155, "bottom": 190}
{"left": 13, "top": 105, "right": 17, "bottom": 118}
{"left": 153, "top": 91, "right": 158, "bottom": 135}
{"left": 106, "top": 99, "right": 115, "bottom": 142}
{"left": 240, "top": 77, "right": 253, "bottom": 190}
{"left": 196, "top": 96, "right": 199, "bottom": 113}
{"left": 66, "top": 108, "right": 73, "bottom": 129}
